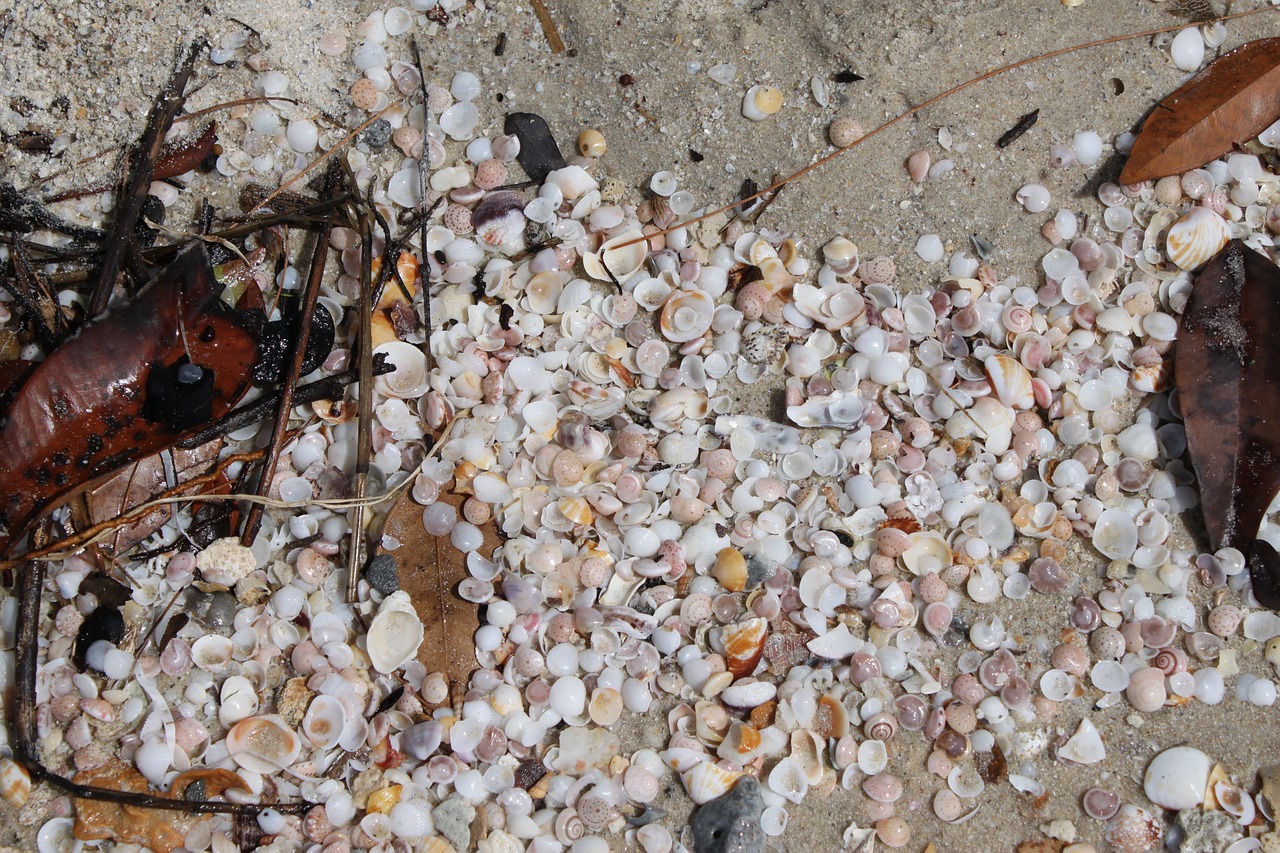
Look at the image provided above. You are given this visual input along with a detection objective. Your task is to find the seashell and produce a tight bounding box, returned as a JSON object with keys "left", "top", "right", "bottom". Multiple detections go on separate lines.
{"left": 863, "top": 773, "right": 903, "bottom": 803}
{"left": 1104, "top": 804, "right": 1162, "bottom": 853}
{"left": 858, "top": 739, "right": 889, "bottom": 775}
{"left": 901, "top": 532, "right": 952, "bottom": 576}
{"left": 1058, "top": 718, "right": 1105, "bottom": 765}
{"left": 812, "top": 694, "right": 849, "bottom": 739}
{"left": 1084, "top": 787, "right": 1121, "bottom": 821}
{"left": 525, "top": 270, "right": 564, "bottom": 314}
{"left": 37, "top": 818, "right": 79, "bottom": 853}
{"left": 742, "top": 85, "right": 784, "bottom": 121}
{"left": 1092, "top": 509, "right": 1138, "bottom": 560}
{"left": 659, "top": 289, "right": 715, "bottom": 343}
{"left": 984, "top": 354, "right": 1034, "bottom": 410}
{"left": 373, "top": 341, "right": 430, "bottom": 399}
{"left": 302, "top": 694, "right": 348, "bottom": 750}
{"left": 682, "top": 762, "right": 743, "bottom": 804}
{"left": 717, "top": 722, "right": 766, "bottom": 764}
{"left": 864, "top": 713, "right": 897, "bottom": 742}
{"left": 787, "top": 391, "right": 866, "bottom": 428}
{"left": 1166, "top": 206, "right": 1229, "bottom": 271}
{"left": 767, "top": 756, "right": 809, "bottom": 804}
{"left": 191, "top": 635, "right": 235, "bottom": 672}
{"left": 722, "top": 617, "right": 767, "bottom": 678}
{"left": 0, "top": 757, "right": 31, "bottom": 808}
{"left": 1143, "top": 746, "right": 1210, "bottom": 810}
{"left": 712, "top": 547, "right": 748, "bottom": 592}
{"left": 1215, "top": 780, "right": 1257, "bottom": 824}
{"left": 366, "top": 590, "right": 425, "bottom": 673}
{"left": 226, "top": 715, "right": 302, "bottom": 774}
{"left": 585, "top": 231, "right": 647, "bottom": 283}
{"left": 790, "top": 730, "right": 825, "bottom": 785}
{"left": 472, "top": 191, "right": 526, "bottom": 248}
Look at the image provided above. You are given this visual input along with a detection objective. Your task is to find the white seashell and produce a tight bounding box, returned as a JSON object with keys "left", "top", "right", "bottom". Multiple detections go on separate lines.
{"left": 525, "top": 270, "right": 564, "bottom": 314}
{"left": 302, "top": 694, "right": 348, "bottom": 750}
{"left": 984, "top": 355, "right": 1034, "bottom": 409}
{"left": 948, "top": 765, "right": 985, "bottom": 798}
{"left": 1058, "top": 718, "right": 1105, "bottom": 764}
{"left": 659, "top": 290, "right": 714, "bottom": 343}
{"left": 37, "top": 818, "right": 80, "bottom": 853}
{"left": 682, "top": 762, "right": 743, "bottom": 804}
{"left": 1166, "top": 206, "right": 1229, "bottom": 271}
{"left": 1170, "top": 27, "right": 1205, "bottom": 71}
{"left": 1092, "top": 509, "right": 1138, "bottom": 560}
{"left": 807, "top": 624, "right": 861, "bottom": 659}
{"left": 366, "top": 591, "right": 425, "bottom": 673}
{"left": 901, "top": 532, "right": 952, "bottom": 576}
{"left": 191, "top": 635, "right": 235, "bottom": 672}
{"left": 1143, "top": 747, "right": 1211, "bottom": 810}
{"left": 787, "top": 391, "right": 866, "bottom": 428}
{"left": 218, "top": 676, "right": 260, "bottom": 727}
{"left": 546, "top": 165, "right": 599, "bottom": 201}
{"left": 767, "top": 757, "right": 809, "bottom": 804}
{"left": 226, "top": 715, "right": 302, "bottom": 774}
{"left": 857, "top": 739, "right": 888, "bottom": 775}
{"left": 373, "top": 342, "right": 430, "bottom": 399}
{"left": 585, "top": 231, "right": 647, "bottom": 282}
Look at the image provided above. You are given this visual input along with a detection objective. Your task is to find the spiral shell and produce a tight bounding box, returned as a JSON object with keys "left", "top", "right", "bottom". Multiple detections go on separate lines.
{"left": 554, "top": 808, "right": 586, "bottom": 843}
{"left": 722, "top": 617, "right": 767, "bottom": 678}
{"left": 864, "top": 713, "right": 898, "bottom": 741}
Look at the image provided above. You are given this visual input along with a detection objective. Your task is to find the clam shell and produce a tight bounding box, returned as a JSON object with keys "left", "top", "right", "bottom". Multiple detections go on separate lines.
{"left": 525, "top": 270, "right": 564, "bottom": 314}
{"left": 1166, "top": 206, "right": 1229, "bottom": 271}
{"left": 1143, "top": 746, "right": 1210, "bottom": 810}
{"left": 711, "top": 547, "right": 747, "bottom": 592}
{"left": 191, "top": 635, "right": 235, "bottom": 672}
{"left": 787, "top": 390, "right": 866, "bottom": 428}
{"left": 585, "top": 230, "right": 647, "bottom": 282}
{"left": 366, "top": 590, "right": 425, "bottom": 673}
{"left": 373, "top": 342, "right": 430, "bottom": 399}
{"left": 302, "top": 694, "right": 348, "bottom": 750}
{"left": 984, "top": 354, "right": 1034, "bottom": 410}
{"left": 901, "top": 532, "right": 953, "bottom": 576}
{"left": 226, "top": 715, "right": 302, "bottom": 774}
{"left": 682, "top": 762, "right": 743, "bottom": 804}
{"left": 767, "top": 756, "right": 809, "bottom": 804}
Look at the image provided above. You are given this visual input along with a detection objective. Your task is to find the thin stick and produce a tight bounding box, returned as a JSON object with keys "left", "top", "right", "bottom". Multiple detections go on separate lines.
{"left": 249, "top": 101, "right": 402, "bottom": 215}
{"left": 529, "top": 0, "right": 566, "bottom": 53}
{"left": 346, "top": 186, "right": 377, "bottom": 603}
{"left": 173, "top": 95, "right": 298, "bottom": 124}
{"left": 89, "top": 40, "right": 202, "bottom": 315}
{"left": 612, "top": 5, "right": 1280, "bottom": 251}
{"left": 240, "top": 165, "right": 341, "bottom": 545}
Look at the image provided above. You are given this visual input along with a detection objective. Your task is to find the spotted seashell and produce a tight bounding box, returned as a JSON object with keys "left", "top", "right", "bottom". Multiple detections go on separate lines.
{"left": 741, "top": 327, "right": 788, "bottom": 365}
{"left": 1166, "top": 206, "right": 1229, "bottom": 271}
{"left": 681, "top": 761, "right": 743, "bottom": 805}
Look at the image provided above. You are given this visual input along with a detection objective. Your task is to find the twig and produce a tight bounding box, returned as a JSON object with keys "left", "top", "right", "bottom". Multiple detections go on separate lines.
{"left": 240, "top": 165, "right": 341, "bottom": 545}
{"left": 530, "top": 0, "right": 566, "bottom": 53}
{"left": 88, "top": 40, "right": 203, "bottom": 316}
{"left": 611, "top": 5, "right": 1280, "bottom": 251}
{"left": 172, "top": 95, "right": 298, "bottom": 124}
{"left": 346, "top": 180, "right": 377, "bottom": 604}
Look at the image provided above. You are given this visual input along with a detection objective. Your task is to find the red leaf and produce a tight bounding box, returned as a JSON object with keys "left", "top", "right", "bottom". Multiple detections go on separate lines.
{"left": 1120, "top": 36, "right": 1280, "bottom": 184}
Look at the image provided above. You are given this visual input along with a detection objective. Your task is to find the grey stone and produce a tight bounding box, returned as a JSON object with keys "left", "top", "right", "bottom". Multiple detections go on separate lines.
{"left": 432, "top": 797, "right": 475, "bottom": 852}
{"left": 691, "top": 776, "right": 765, "bottom": 853}
{"left": 360, "top": 118, "right": 393, "bottom": 150}
{"left": 1176, "top": 808, "right": 1241, "bottom": 853}
{"left": 364, "top": 554, "right": 400, "bottom": 595}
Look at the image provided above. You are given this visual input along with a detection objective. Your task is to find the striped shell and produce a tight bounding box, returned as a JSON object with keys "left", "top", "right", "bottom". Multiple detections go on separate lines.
{"left": 1166, "top": 206, "right": 1229, "bottom": 271}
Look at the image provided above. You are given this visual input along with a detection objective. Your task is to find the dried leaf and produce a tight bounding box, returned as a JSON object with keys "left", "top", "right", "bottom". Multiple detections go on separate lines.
{"left": 1120, "top": 36, "right": 1280, "bottom": 184}
{"left": 376, "top": 483, "right": 500, "bottom": 690}
{"left": 0, "top": 243, "right": 258, "bottom": 554}
{"left": 1176, "top": 239, "right": 1280, "bottom": 608}
{"left": 73, "top": 760, "right": 191, "bottom": 852}
{"left": 504, "top": 112, "right": 565, "bottom": 184}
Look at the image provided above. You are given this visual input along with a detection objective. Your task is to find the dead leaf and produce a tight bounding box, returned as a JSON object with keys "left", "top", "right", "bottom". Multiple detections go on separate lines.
{"left": 376, "top": 482, "right": 500, "bottom": 691}
{"left": 1120, "top": 36, "right": 1280, "bottom": 184}
{"left": 1176, "top": 239, "right": 1280, "bottom": 608}
{"left": 73, "top": 760, "right": 191, "bottom": 853}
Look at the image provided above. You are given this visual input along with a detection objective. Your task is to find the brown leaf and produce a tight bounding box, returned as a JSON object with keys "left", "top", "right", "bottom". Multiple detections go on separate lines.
{"left": 73, "top": 760, "right": 190, "bottom": 853}
{"left": 1120, "top": 36, "right": 1280, "bottom": 184}
{"left": 1176, "top": 239, "right": 1280, "bottom": 608}
{"left": 376, "top": 482, "right": 500, "bottom": 692}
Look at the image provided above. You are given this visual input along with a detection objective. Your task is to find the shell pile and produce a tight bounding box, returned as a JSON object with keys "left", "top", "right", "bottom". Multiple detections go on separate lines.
{"left": 5, "top": 8, "right": 1280, "bottom": 853}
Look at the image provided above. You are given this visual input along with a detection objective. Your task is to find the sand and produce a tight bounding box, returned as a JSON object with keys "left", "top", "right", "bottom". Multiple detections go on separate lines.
{"left": 2, "top": 0, "right": 1280, "bottom": 851}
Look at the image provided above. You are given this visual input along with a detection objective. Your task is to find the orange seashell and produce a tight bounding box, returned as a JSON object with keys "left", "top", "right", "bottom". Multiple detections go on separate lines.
{"left": 878, "top": 516, "right": 921, "bottom": 534}
{"left": 723, "top": 617, "right": 767, "bottom": 679}
{"left": 0, "top": 757, "right": 30, "bottom": 808}
{"left": 750, "top": 700, "right": 777, "bottom": 729}
{"left": 711, "top": 547, "right": 748, "bottom": 592}
{"left": 812, "top": 694, "right": 850, "bottom": 739}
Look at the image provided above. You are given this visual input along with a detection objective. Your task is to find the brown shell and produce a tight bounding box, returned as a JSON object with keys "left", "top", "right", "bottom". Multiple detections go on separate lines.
{"left": 722, "top": 617, "right": 767, "bottom": 679}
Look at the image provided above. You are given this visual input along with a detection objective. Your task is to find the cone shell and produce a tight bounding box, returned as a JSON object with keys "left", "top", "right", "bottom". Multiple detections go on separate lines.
{"left": 1166, "top": 206, "right": 1230, "bottom": 271}
{"left": 712, "top": 547, "right": 748, "bottom": 592}
{"left": 984, "top": 354, "right": 1034, "bottom": 410}
{"left": 723, "top": 617, "right": 767, "bottom": 678}
{"left": 681, "top": 761, "right": 744, "bottom": 804}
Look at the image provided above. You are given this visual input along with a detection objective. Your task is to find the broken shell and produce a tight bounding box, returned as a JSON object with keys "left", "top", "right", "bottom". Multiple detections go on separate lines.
{"left": 226, "top": 715, "right": 302, "bottom": 774}
{"left": 1166, "top": 206, "right": 1230, "bottom": 271}
{"left": 767, "top": 756, "right": 809, "bottom": 804}
{"left": 373, "top": 342, "right": 430, "bottom": 399}
{"left": 585, "top": 231, "right": 647, "bottom": 282}
{"left": 682, "top": 762, "right": 744, "bottom": 804}
{"left": 722, "top": 617, "right": 767, "bottom": 678}
{"left": 1058, "top": 718, "right": 1106, "bottom": 764}
{"left": 712, "top": 547, "right": 748, "bottom": 592}
{"left": 1143, "top": 746, "right": 1210, "bottom": 810}
{"left": 659, "top": 289, "right": 715, "bottom": 343}
{"left": 1104, "top": 804, "right": 1162, "bottom": 853}
{"left": 366, "top": 590, "right": 425, "bottom": 673}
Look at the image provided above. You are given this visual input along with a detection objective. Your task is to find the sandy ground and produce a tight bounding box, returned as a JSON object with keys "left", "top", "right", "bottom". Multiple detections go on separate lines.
{"left": 3, "top": 0, "right": 1280, "bottom": 851}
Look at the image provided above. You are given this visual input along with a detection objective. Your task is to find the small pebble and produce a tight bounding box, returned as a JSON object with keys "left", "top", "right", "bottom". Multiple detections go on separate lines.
{"left": 365, "top": 554, "right": 400, "bottom": 595}
{"left": 691, "top": 777, "right": 765, "bottom": 853}
{"left": 361, "top": 118, "right": 394, "bottom": 150}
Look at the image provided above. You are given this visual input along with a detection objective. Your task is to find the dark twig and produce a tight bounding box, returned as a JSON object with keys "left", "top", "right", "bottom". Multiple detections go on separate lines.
{"left": 3, "top": 242, "right": 66, "bottom": 351}
{"left": 240, "top": 165, "right": 342, "bottom": 545}
{"left": 89, "top": 40, "right": 203, "bottom": 316}
{"left": 345, "top": 175, "right": 377, "bottom": 604}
